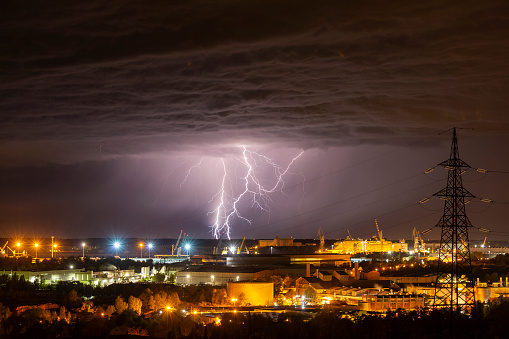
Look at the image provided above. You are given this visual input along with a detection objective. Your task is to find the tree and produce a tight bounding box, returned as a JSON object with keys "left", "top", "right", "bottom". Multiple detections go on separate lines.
{"left": 238, "top": 292, "right": 247, "bottom": 306}
{"left": 152, "top": 273, "right": 166, "bottom": 282}
{"left": 212, "top": 288, "right": 227, "bottom": 306}
{"left": 303, "top": 287, "right": 316, "bottom": 302}
{"left": 59, "top": 306, "right": 71, "bottom": 323}
{"left": 115, "top": 296, "right": 128, "bottom": 314}
{"left": 128, "top": 295, "right": 142, "bottom": 315}
{"left": 64, "top": 289, "right": 82, "bottom": 308}
{"left": 0, "top": 302, "right": 11, "bottom": 322}
{"left": 139, "top": 288, "right": 155, "bottom": 311}
{"left": 105, "top": 305, "right": 116, "bottom": 318}
{"left": 270, "top": 275, "right": 284, "bottom": 294}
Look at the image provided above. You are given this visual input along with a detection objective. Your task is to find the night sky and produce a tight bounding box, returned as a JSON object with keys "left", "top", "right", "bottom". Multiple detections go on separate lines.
{"left": 1, "top": 0, "right": 509, "bottom": 241}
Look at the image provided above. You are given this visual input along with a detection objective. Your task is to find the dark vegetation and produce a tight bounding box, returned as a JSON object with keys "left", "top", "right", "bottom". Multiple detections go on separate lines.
{"left": 1, "top": 301, "right": 509, "bottom": 338}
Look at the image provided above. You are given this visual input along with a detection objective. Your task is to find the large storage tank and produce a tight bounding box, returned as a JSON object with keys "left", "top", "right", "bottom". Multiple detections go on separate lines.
{"left": 227, "top": 282, "right": 274, "bottom": 306}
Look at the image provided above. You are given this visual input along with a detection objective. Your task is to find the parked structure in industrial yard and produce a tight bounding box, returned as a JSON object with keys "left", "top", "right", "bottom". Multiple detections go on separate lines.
{"left": 327, "top": 237, "right": 408, "bottom": 254}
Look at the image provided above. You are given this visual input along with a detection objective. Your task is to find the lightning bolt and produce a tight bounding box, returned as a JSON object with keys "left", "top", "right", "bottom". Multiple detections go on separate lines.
{"left": 209, "top": 146, "right": 304, "bottom": 239}
{"left": 180, "top": 158, "right": 204, "bottom": 187}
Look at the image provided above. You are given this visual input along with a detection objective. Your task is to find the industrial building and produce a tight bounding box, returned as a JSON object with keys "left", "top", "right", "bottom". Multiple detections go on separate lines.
{"left": 1, "top": 269, "right": 91, "bottom": 284}
{"left": 175, "top": 266, "right": 286, "bottom": 285}
{"left": 258, "top": 237, "right": 294, "bottom": 247}
{"left": 328, "top": 237, "right": 408, "bottom": 254}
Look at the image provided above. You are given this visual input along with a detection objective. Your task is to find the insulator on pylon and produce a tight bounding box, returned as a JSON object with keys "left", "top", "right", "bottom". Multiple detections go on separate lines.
{"left": 476, "top": 168, "right": 487, "bottom": 173}
{"left": 478, "top": 228, "right": 490, "bottom": 233}
{"left": 462, "top": 200, "right": 471, "bottom": 205}
{"left": 422, "top": 228, "right": 433, "bottom": 235}
{"left": 480, "top": 198, "right": 492, "bottom": 203}
{"left": 419, "top": 197, "right": 430, "bottom": 204}
{"left": 424, "top": 167, "right": 435, "bottom": 174}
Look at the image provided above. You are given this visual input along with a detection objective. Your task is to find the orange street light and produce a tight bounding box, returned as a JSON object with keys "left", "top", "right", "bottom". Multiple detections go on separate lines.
{"left": 82, "top": 242, "right": 86, "bottom": 259}
{"left": 34, "top": 243, "right": 39, "bottom": 259}
{"left": 139, "top": 243, "right": 144, "bottom": 258}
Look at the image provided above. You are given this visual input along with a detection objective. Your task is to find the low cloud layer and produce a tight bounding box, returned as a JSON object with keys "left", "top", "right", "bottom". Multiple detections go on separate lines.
{"left": 1, "top": 0, "right": 508, "bottom": 166}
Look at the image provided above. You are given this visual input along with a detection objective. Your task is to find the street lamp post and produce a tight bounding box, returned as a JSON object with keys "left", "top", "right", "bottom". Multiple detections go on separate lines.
{"left": 114, "top": 242, "right": 120, "bottom": 256}
{"left": 82, "top": 242, "right": 86, "bottom": 259}
{"left": 148, "top": 243, "right": 153, "bottom": 258}
{"left": 34, "top": 243, "right": 38, "bottom": 260}
{"left": 166, "top": 306, "right": 171, "bottom": 328}
{"left": 16, "top": 242, "right": 20, "bottom": 257}
{"left": 185, "top": 244, "right": 191, "bottom": 256}
{"left": 139, "top": 243, "right": 143, "bottom": 258}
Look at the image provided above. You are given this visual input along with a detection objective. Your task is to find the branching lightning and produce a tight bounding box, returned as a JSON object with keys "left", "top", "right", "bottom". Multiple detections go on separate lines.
{"left": 209, "top": 146, "right": 304, "bottom": 239}
{"left": 180, "top": 158, "right": 203, "bottom": 187}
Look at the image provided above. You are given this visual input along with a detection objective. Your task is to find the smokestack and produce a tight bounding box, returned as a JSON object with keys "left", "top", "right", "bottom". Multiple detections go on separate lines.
{"left": 306, "top": 263, "right": 310, "bottom": 278}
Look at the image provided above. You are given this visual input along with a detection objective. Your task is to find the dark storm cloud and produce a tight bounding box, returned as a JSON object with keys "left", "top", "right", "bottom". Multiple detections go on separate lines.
{"left": 1, "top": 0, "right": 509, "bottom": 239}
{"left": 1, "top": 0, "right": 509, "bottom": 166}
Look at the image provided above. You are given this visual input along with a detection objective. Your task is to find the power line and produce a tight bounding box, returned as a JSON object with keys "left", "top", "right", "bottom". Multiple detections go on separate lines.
{"left": 241, "top": 178, "right": 444, "bottom": 238}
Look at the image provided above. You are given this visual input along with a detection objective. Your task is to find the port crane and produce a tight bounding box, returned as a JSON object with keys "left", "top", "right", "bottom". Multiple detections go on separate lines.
{"left": 374, "top": 219, "right": 383, "bottom": 241}
{"left": 481, "top": 236, "right": 487, "bottom": 248}
{"left": 412, "top": 228, "right": 425, "bottom": 252}
{"left": 317, "top": 227, "right": 325, "bottom": 250}
{"left": 237, "top": 237, "right": 246, "bottom": 254}
{"left": 1, "top": 241, "right": 8, "bottom": 256}
{"left": 214, "top": 232, "right": 224, "bottom": 255}
{"left": 374, "top": 219, "right": 385, "bottom": 252}
{"left": 172, "top": 230, "right": 183, "bottom": 256}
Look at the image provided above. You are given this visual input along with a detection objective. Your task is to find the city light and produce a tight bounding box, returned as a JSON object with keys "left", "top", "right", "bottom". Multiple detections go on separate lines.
{"left": 148, "top": 243, "right": 153, "bottom": 258}
{"left": 82, "top": 242, "right": 86, "bottom": 259}
{"left": 34, "top": 243, "right": 38, "bottom": 259}
{"left": 139, "top": 243, "right": 143, "bottom": 258}
{"left": 185, "top": 243, "right": 191, "bottom": 256}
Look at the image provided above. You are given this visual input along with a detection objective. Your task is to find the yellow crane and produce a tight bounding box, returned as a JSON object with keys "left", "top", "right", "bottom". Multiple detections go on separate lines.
{"left": 375, "top": 219, "right": 383, "bottom": 241}
{"left": 317, "top": 227, "right": 325, "bottom": 251}
{"left": 482, "top": 236, "right": 487, "bottom": 248}
{"left": 375, "top": 219, "right": 384, "bottom": 252}
{"left": 0, "top": 241, "right": 8, "bottom": 256}
{"left": 237, "top": 237, "right": 245, "bottom": 254}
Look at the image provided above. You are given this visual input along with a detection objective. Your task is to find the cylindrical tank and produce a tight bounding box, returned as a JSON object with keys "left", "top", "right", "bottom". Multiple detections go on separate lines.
{"left": 227, "top": 282, "right": 274, "bottom": 306}
{"left": 358, "top": 301, "right": 370, "bottom": 311}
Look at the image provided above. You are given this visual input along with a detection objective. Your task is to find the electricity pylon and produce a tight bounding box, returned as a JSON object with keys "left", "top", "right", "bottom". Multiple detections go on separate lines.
{"left": 432, "top": 128, "right": 475, "bottom": 315}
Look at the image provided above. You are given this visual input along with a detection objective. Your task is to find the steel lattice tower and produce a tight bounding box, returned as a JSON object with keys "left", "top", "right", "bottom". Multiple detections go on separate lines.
{"left": 432, "top": 128, "right": 476, "bottom": 315}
